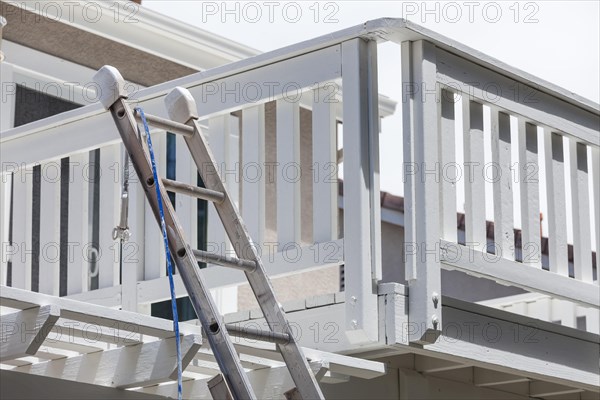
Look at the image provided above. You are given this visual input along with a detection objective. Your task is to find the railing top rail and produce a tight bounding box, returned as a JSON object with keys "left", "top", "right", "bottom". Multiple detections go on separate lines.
{"left": 2, "top": 18, "right": 598, "bottom": 146}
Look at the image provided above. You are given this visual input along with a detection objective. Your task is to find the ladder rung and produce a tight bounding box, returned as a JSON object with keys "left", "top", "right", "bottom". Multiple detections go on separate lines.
{"left": 192, "top": 249, "right": 256, "bottom": 273}
{"left": 225, "top": 324, "right": 291, "bottom": 345}
{"left": 133, "top": 110, "right": 195, "bottom": 137}
{"left": 162, "top": 178, "right": 225, "bottom": 203}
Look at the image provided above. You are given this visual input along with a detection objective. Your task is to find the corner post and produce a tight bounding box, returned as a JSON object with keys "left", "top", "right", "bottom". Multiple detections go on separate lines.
{"left": 401, "top": 40, "right": 442, "bottom": 344}
{"left": 341, "top": 38, "right": 381, "bottom": 344}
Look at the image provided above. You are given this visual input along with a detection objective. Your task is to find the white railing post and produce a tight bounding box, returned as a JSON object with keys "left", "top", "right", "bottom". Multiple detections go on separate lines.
{"left": 402, "top": 40, "right": 442, "bottom": 344}
{"left": 341, "top": 38, "right": 381, "bottom": 344}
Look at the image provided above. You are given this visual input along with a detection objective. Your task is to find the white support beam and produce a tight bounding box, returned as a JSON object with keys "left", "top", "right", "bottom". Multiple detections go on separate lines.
{"left": 13, "top": 334, "right": 201, "bottom": 389}
{"left": 341, "top": 38, "right": 381, "bottom": 344}
{"left": 440, "top": 240, "right": 599, "bottom": 308}
{"left": 0, "top": 305, "right": 60, "bottom": 361}
{"left": 1, "top": 286, "right": 201, "bottom": 339}
{"left": 138, "top": 361, "right": 329, "bottom": 399}
{"left": 401, "top": 39, "right": 442, "bottom": 344}
{"left": 473, "top": 368, "right": 529, "bottom": 387}
{"left": 415, "top": 355, "right": 466, "bottom": 374}
{"left": 529, "top": 381, "right": 585, "bottom": 397}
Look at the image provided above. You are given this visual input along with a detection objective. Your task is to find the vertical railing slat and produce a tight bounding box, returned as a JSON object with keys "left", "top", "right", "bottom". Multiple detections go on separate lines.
{"left": 463, "top": 100, "right": 486, "bottom": 246}
{"left": 121, "top": 149, "right": 144, "bottom": 311}
{"left": 241, "top": 105, "right": 266, "bottom": 245}
{"left": 591, "top": 146, "right": 599, "bottom": 283}
{"left": 38, "top": 161, "right": 61, "bottom": 295}
{"left": 440, "top": 90, "right": 457, "bottom": 242}
{"left": 570, "top": 140, "right": 593, "bottom": 282}
{"left": 98, "top": 144, "right": 120, "bottom": 288}
{"left": 175, "top": 134, "right": 198, "bottom": 251}
{"left": 0, "top": 172, "right": 9, "bottom": 285}
{"left": 544, "top": 131, "right": 568, "bottom": 275}
{"left": 144, "top": 133, "right": 167, "bottom": 280}
{"left": 312, "top": 88, "right": 338, "bottom": 242}
{"left": 10, "top": 167, "right": 32, "bottom": 289}
{"left": 491, "top": 111, "right": 515, "bottom": 260}
{"left": 67, "top": 153, "right": 89, "bottom": 295}
{"left": 401, "top": 40, "right": 441, "bottom": 344}
{"left": 207, "top": 116, "right": 232, "bottom": 259}
{"left": 518, "top": 120, "right": 541, "bottom": 267}
{"left": 276, "top": 99, "right": 301, "bottom": 246}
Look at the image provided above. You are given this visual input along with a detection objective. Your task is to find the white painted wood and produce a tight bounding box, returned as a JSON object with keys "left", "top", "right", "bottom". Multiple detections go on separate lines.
{"left": 97, "top": 144, "right": 120, "bottom": 288}
{"left": 366, "top": 41, "right": 383, "bottom": 285}
{"left": 1, "top": 108, "right": 117, "bottom": 173}
{"left": 66, "top": 284, "right": 122, "bottom": 308}
{"left": 415, "top": 355, "right": 465, "bottom": 373}
{"left": 10, "top": 167, "right": 33, "bottom": 290}
{"left": 423, "top": 297, "right": 600, "bottom": 392}
{"left": 440, "top": 240, "right": 599, "bottom": 307}
{"left": 38, "top": 161, "right": 60, "bottom": 296}
{"left": 138, "top": 361, "right": 330, "bottom": 399}
{"left": 402, "top": 40, "right": 442, "bottom": 344}
{"left": 0, "top": 63, "right": 16, "bottom": 131}
{"left": 144, "top": 133, "right": 167, "bottom": 280}
{"left": 1, "top": 285, "right": 201, "bottom": 338}
{"left": 137, "top": 239, "right": 343, "bottom": 304}
{"left": 517, "top": 120, "right": 541, "bottom": 267}
{"left": 241, "top": 105, "right": 266, "bottom": 244}
{"left": 529, "top": 381, "right": 584, "bottom": 397}
{"left": 552, "top": 299, "right": 576, "bottom": 328}
{"left": 342, "top": 38, "right": 380, "bottom": 343}
{"left": 473, "top": 368, "right": 529, "bottom": 387}
{"left": 544, "top": 131, "right": 569, "bottom": 275}
{"left": 0, "top": 172, "right": 9, "bottom": 285}
{"left": 440, "top": 90, "right": 457, "bottom": 243}
{"left": 0, "top": 305, "right": 60, "bottom": 361}
{"left": 14, "top": 334, "right": 201, "bottom": 389}
{"left": 490, "top": 110, "right": 514, "bottom": 260}
{"left": 120, "top": 149, "right": 144, "bottom": 312}
{"left": 435, "top": 47, "right": 599, "bottom": 147}
{"left": 175, "top": 134, "right": 197, "bottom": 252}
{"left": 592, "top": 146, "right": 600, "bottom": 265}
{"left": 569, "top": 139, "right": 593, "bottom": 282}
{"left": 206, "top": 115, "right": 232, "bottom": 261}
{"left": 276, "top": 99, "right": 301, "bottom": 246}
{"left": 463, "top": 100, "right": 486, "bottom": 246}
{"left": 401, "top": 41, "right": 417, "bottom": 282}
{"left": 312, "top": 88, "right": 338, "bottom": 243}
{"left": 67, "top": 153, "right": 89, "bottom": 295}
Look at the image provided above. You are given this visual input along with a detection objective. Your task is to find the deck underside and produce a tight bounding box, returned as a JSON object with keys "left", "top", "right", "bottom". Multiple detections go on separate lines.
{"left": 1, "top": 284, "right": 597, "bottom": 399}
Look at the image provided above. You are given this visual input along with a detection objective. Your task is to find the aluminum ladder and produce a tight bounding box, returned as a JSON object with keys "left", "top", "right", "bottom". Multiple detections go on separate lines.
{"left": 94, "top": 66, "right": 324, "bottom": 400}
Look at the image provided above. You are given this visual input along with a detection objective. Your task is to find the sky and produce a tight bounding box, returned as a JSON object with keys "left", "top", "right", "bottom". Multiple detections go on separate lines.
{"left": 142, "top": 1, "right": 599, "bottom": 241}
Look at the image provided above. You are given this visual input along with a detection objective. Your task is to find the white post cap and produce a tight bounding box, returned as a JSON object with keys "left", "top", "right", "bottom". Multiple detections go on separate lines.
{"left": 93, "top": 65, "right": 128, "bottom": 109}
{"left": 165, "top": 87, "right": 199, "bottom": 123}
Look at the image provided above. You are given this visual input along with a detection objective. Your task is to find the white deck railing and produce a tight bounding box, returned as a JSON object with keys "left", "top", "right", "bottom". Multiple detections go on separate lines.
{"left": 1, "top": 19, "right": 598, "bottom": 346}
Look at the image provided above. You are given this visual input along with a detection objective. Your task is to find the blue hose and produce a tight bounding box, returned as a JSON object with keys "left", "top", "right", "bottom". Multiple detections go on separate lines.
{"left": 135, "top": 107, "right": 182, "bottom": 400}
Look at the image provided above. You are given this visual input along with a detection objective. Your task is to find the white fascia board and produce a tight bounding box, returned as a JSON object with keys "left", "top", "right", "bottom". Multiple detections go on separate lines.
{"left": 11, "top": 1, "right": 260, "bottom": 70}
